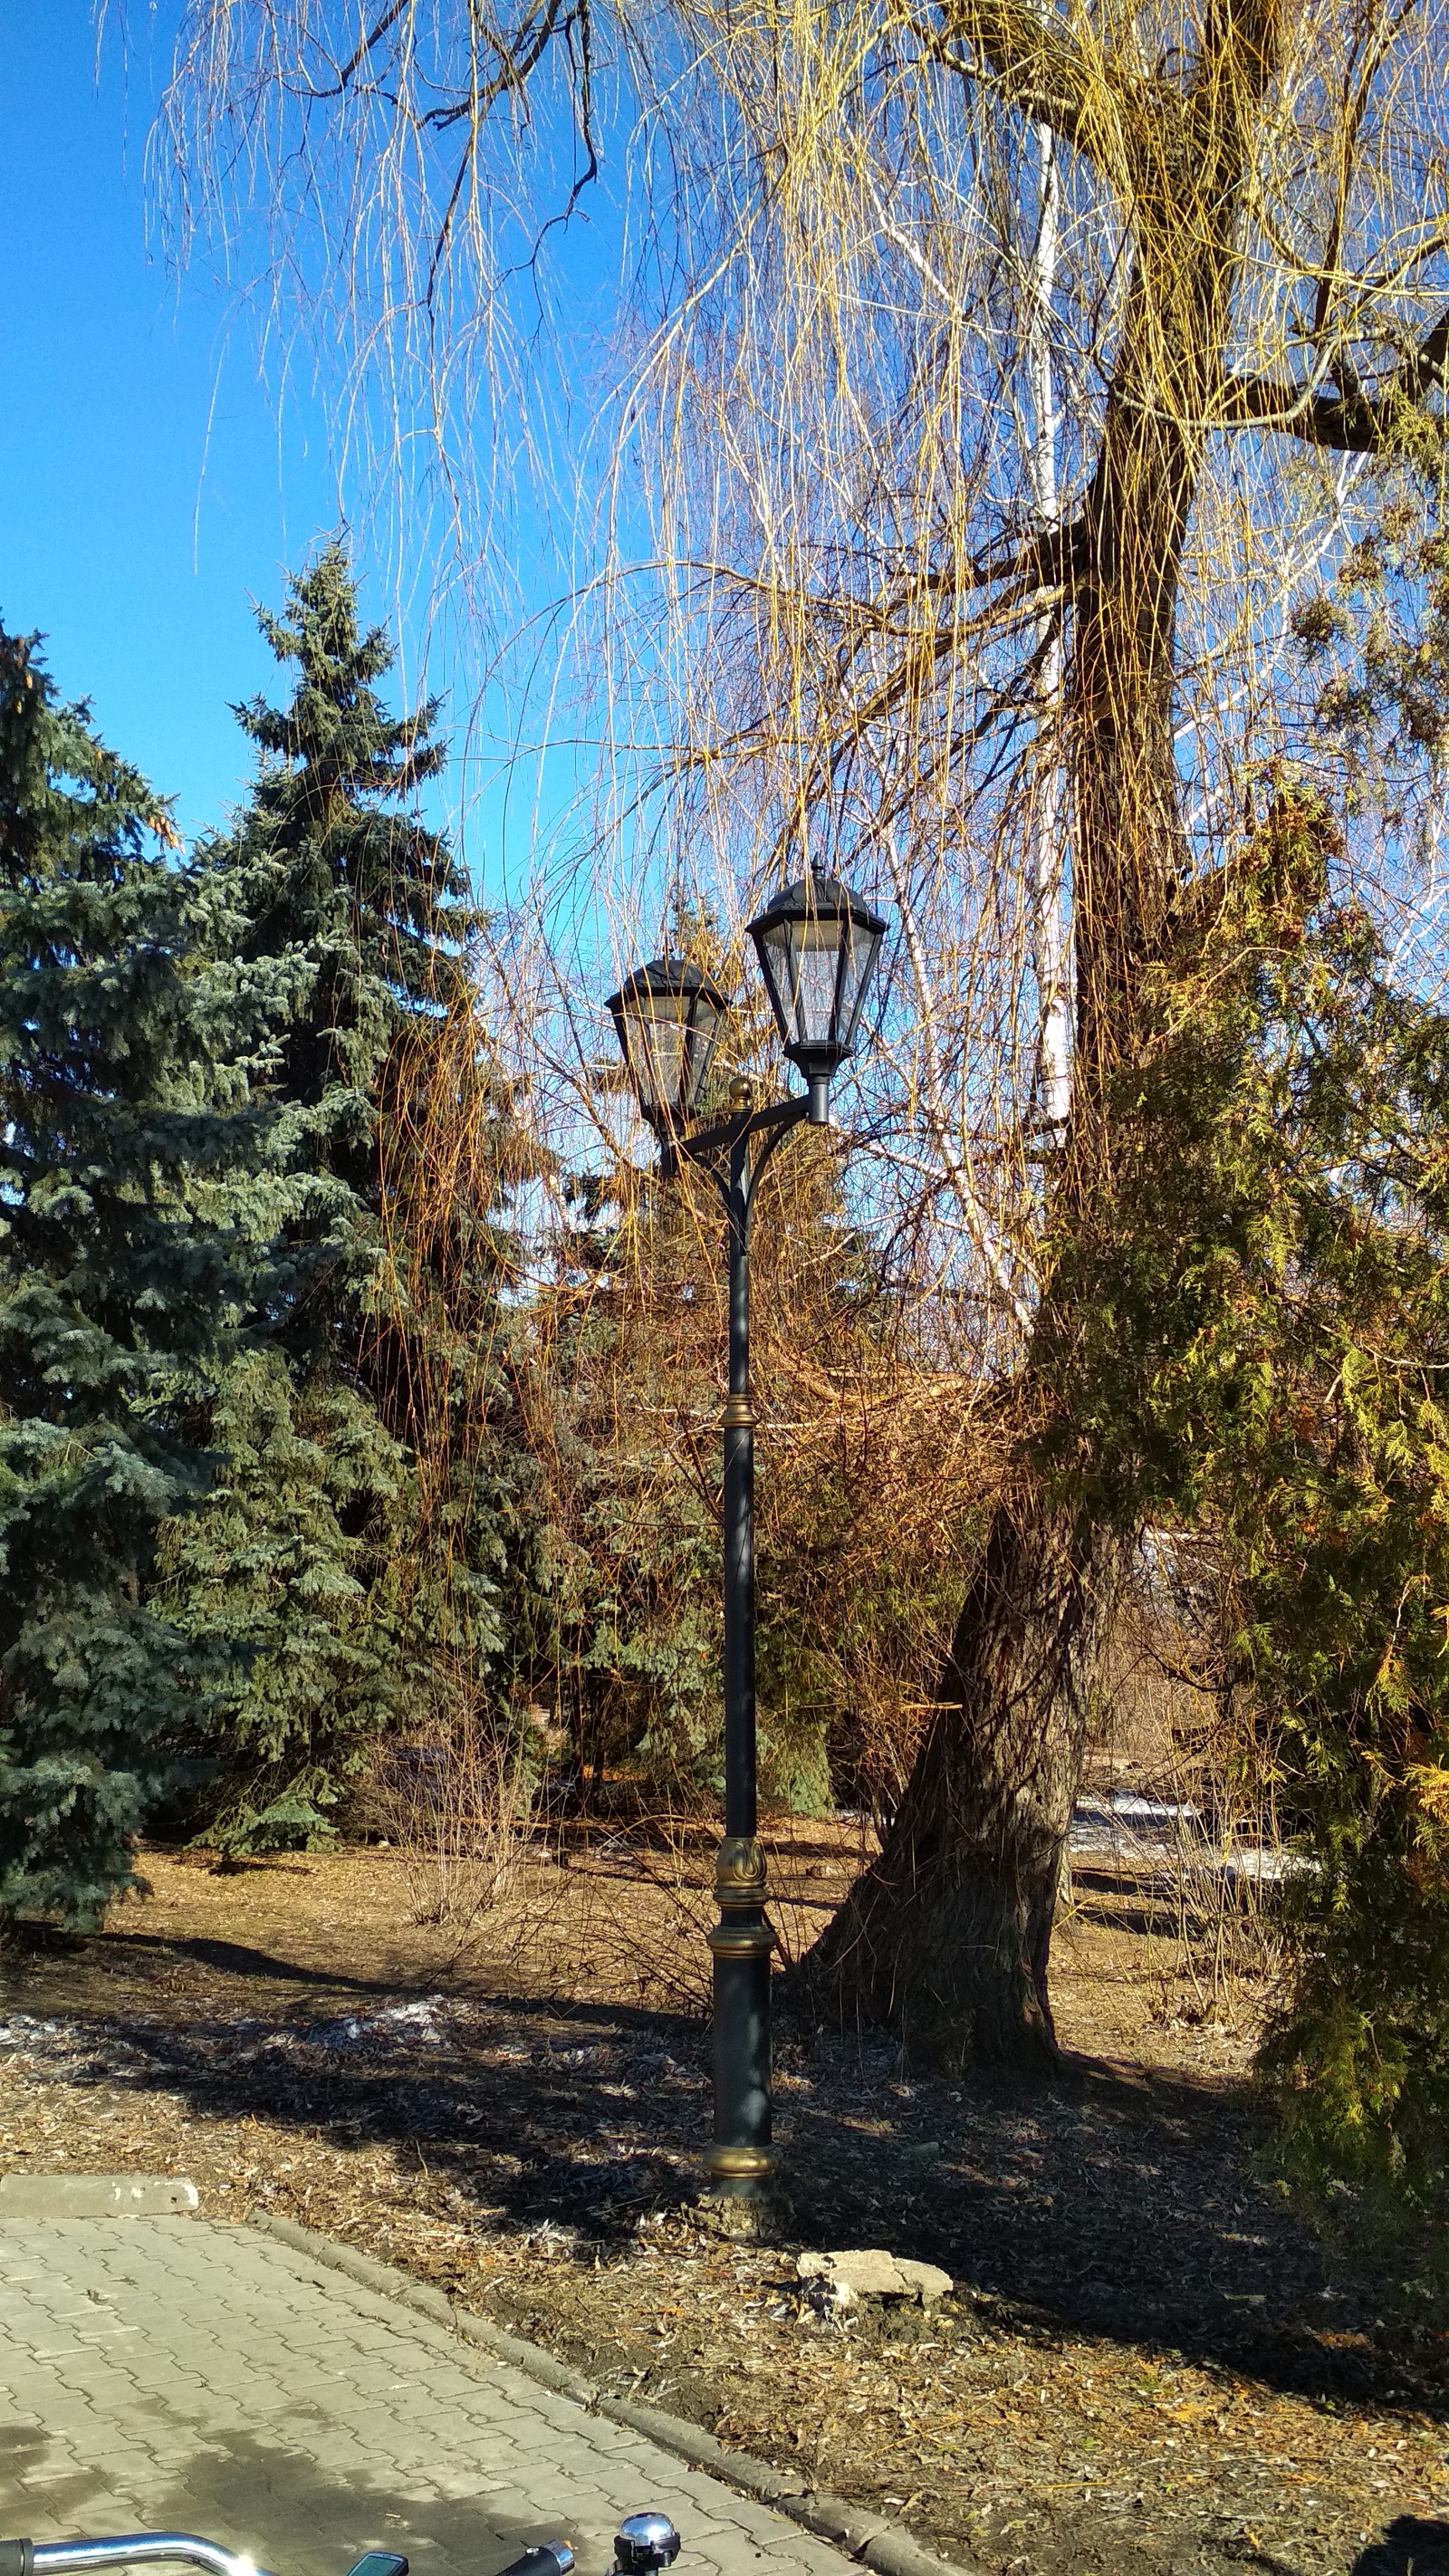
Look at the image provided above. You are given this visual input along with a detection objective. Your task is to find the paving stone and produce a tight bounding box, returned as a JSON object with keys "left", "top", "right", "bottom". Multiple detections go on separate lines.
{"left": 0, "top": 2176, "right": 200, "bottom": 2218}
{"left": 0, "top": 2218, "right": 858, "bottom": 2576}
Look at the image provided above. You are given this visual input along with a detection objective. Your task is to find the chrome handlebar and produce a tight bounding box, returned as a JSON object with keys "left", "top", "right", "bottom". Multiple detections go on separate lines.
{"left": 3, "top": 2544, "right": 271, "bottom": 2576}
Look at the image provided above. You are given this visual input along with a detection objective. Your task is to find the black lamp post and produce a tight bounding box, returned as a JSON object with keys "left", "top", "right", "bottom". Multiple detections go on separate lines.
{"left": 607, "top": 870, "right": 886, "bottom": 2197}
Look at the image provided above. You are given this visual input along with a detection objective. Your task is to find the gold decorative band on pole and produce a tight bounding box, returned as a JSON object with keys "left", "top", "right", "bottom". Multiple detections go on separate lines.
{"left": 703, "top": 2142, "right": 774, "bottom": 2185}
{"left": 707, "top": 1920, "right": 776, "bottom": 1958}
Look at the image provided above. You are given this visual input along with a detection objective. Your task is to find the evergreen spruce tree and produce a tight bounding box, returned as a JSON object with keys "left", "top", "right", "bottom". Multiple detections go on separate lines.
{"left": 0, "top": 629, "right": 270, "bottom": 1926}
{"left": 163, "top": 544, "right": 534, "bottom": 1850}
{"left": 225, "top": 539, "right": 477, "bottom": 1356}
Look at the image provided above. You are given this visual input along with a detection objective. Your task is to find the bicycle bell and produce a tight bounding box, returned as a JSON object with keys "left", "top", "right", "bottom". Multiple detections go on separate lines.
{"left": 613, "top": 2515, "right": 681, "bottom": 2576}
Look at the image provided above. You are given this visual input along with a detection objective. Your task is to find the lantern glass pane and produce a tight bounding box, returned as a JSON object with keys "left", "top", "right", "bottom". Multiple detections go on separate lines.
{"left": 681, "top": 993, "right": 724, "bottom": 1111}
{"left": 759, "top": 910, "right": 846, "bottom": 1051}
{"left": 756, "top": 918, "right": 793, "bottom": 1047}
{"left": 628, "top": 992, "right": 689, "bottom": 1119}
{"left": 792, "top": 916, "right": 847, "bottom": 1048}
{"left": 835, "top": 917, "right": 878, "bottom": 1046}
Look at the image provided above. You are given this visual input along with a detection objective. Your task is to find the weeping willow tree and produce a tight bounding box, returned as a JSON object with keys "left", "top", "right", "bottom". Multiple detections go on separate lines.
{"left": 686, "top": 5, "right": 1449, "bottom": 2065}
{"left": 157, "top": 0, "right": 1449, "bottom": 2068}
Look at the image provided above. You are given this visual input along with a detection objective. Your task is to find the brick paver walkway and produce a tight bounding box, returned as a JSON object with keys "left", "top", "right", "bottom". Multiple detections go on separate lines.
{"left": 0, "top": 2224, "right": 846, "bottom": 2576}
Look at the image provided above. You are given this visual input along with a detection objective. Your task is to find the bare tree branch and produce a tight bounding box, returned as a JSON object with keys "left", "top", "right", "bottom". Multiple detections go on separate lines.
{"left": 1222, "top": 305, "right": 1449, "bottom": 447}
{"left": 895, "top": 0, "right": 1184, "bottom": 190}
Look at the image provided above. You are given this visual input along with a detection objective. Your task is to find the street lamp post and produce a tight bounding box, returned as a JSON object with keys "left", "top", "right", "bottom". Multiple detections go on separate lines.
{"left": 607, "top": 870, "right": 886, "bottom": 2198}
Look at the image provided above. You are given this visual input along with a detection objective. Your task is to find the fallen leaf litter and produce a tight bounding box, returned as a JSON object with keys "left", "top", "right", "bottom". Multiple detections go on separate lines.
{"left": 1, "top": 1844, "right": 1445, "bottom": 2576}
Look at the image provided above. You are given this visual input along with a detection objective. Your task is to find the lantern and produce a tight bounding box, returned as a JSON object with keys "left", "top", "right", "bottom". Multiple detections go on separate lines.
{"left": 606, "top": 956, "right": 731, "bottom": 1134}
{"left": 745, "top": 869, "right": 887, "bottom": 1119}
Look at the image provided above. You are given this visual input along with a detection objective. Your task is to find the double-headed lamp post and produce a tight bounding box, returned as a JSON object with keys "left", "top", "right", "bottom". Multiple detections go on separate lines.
{"left": 607, "top": 870, "right": 887, "bottom": 2199}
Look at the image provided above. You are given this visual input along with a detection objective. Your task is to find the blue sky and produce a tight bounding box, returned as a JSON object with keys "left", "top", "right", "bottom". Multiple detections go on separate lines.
{"left": 0, "top": 10, "right": 408, "bottom": 844}
{"left": 0, "top": 8, "right": 677, "bottom": 970}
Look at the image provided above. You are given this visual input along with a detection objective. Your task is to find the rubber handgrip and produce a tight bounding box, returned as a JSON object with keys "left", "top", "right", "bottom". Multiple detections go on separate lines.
{"left": 493, "top": 2548, "right": 574, "bottom": 2576}
{"left": 0, "top": 2542, "right": 35, "bottom": 2576}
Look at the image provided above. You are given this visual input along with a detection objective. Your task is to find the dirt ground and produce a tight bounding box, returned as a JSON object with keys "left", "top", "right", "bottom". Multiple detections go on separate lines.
{"left": 2, "top": 1825, "right": 1446, "bottom": 2576}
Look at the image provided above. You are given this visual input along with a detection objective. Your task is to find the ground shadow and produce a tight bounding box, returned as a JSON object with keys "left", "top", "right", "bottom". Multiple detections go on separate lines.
{"left": 147, "top": 2427, "right": 631, "bottom": 2576}
{"left": 5, "top": 1918, "right": 1443, "bottom": 2429}
{"left": 1351, "top": 2523, "right": 1449, "bottom": 2576}
{"left": 0, "top": 2423, "right": 632, "bottom": 2576}
{"left": 94, "top": 1932, "right": 426, "bottom": 1999}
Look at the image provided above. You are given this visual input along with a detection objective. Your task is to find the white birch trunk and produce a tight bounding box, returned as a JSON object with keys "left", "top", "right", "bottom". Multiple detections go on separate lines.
{"left": 1025, "top": 125, "right": 1071, "bottom": 1145}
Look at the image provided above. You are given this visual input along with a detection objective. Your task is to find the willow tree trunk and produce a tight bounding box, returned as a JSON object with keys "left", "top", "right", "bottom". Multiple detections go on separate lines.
{"left": 802, "top": 0, "right": 1283, "bottom": 2068}
{"left": 807, "top": 1493, "right": 1128, "bottom": 2066}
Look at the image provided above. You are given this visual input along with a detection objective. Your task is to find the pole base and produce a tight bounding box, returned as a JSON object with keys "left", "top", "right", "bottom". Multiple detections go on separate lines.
{"left": 696, "top": 2153, "right": 790, "bottom": 2242}
{"left": 702, "top": 2142, "right": 773, "bottom": 2194}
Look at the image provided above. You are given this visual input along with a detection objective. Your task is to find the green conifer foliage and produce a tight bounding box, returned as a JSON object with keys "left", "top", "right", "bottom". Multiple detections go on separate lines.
{"left": 0, "top": 630, "right": 264, "bottom": 1926}
{"left": 164, "top": 545, "right": 531, "bottom": 1850}
{"left": 222, "top": 539, "right": 478, "bottom": 1347}
{"left": 156, "top": 1350, "right": 411, "bottom": 1856}
{"left": 1046, "top": 791, "right": 1449, "bottom": 2237}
